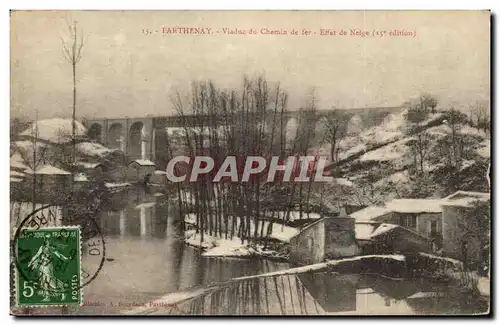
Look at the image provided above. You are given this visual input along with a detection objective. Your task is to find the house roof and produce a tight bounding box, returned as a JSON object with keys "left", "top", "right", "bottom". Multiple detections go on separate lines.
{"left": 10, "top": 170, "right": 25, "bottom": 178}
{"left": 131, "top": 159, "right": 155, "bottom": 166}
{"left": 441, "top": 190, "right": 490, "bottom": 207}
{"left": 349, "top": 205, "right": 390, "bottom": 221}
{"left": 385, "top": 198, "right": 443, "bottom": 214}
{"left": 10, "top": 153, "right": 28, "bottom": 170}
{"left": 25, "top": 165, "right": 71, "bottom": 175}
{"left": 370, "top": 223, "right": 399, "bottom": 237}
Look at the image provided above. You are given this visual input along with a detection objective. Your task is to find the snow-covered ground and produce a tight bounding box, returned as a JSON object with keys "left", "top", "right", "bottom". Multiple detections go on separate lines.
{"left": 183, "top": 212, "right": 307, "bottom": 258}
{"left": 359, "top": 138, "right": 411, "bottom": 167}
{"left": 337, "top": 110, "right": 409, "bottom": 161}
{"left": 184, "top": 230, "right": 284, "bottom": 258}
{"left": 184, "top": 213, "right": 300, "bottom": 244}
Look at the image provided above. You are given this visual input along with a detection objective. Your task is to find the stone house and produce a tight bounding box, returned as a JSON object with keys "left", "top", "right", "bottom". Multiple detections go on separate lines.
{"left": 289, "top": 217, "right": 360, "bottom": 265}
{"left": 127, "top": 159, "right": 156, "bottom": 183}
{"left": 440, "top": 191, "right": 490, "bottom": 264}
{"left": 350, "top": 199, "right": 443, "bottom": 247}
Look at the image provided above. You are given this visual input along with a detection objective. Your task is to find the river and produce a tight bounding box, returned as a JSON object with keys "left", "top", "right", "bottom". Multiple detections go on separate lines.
{"left": 13, "top": 187, "right": 489, "bottom": 315}
{"left": 80, "top": 188, "right": 291, "bottom": 314}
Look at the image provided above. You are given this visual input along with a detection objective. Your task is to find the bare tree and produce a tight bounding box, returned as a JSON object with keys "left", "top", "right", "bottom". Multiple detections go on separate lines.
{"left": 61, "top": 19, "right": 85, "bottom": 165}
{"left": 472, "top": 101, "right": 490, "bottom": 133}
{"left": 321, "top": 109, "right": 345, "bottom": 163}
{"left": 407, "top": 131, "right": 431, "bottom": 174}
{"left": 14, "top": 112, "right": 48, "bottom": 210}
{"left": 420, "top": 93, "right": 438, "bottom": 113}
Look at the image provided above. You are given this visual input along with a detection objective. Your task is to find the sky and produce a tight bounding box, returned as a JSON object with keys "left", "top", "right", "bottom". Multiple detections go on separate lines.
{"left": 10, "top": 10, "right": 490, "bottom": 120}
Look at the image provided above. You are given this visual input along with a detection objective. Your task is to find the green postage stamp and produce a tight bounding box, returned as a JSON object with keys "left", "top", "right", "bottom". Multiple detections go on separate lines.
{"left": 15, "top": 227, "right": 82, "bottom": 307}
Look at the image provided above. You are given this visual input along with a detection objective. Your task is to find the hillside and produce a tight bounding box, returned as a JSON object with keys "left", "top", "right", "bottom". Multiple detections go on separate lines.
{"left": 322, "top": 108, "right": 490, "bottom": 207}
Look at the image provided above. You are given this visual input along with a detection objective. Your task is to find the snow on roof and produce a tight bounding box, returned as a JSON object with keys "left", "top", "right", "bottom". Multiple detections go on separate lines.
{"left": 135, "top": 202, "right": 156, "bottom": 209}
{"left": 77, "top": 142, "right": 116, "bottom": 157}
{"left": 441, "top": 191, "right": 490, "bottom": 207}
{"left": 20, "top": 118, "right": 87, "bottom": 143}
{"left": 385, "top": 198, "right": 443, "bottom": 214}
{"left": 10, "top": 153, "right": 28, "bottom": 170}
{"left": 370, "top": 223, "right": 398, "bottom": 238}
{"left": 444, "top": 190, "right": 490, "bottom": 200}
{"left": 10, "top": 170, "right": 25, "bottom": 178}
{"left": 13, "top": 140, "right": 48, "bottom": 152}
{"left": 154, "top": 170, "right": 168, "bottom": 175}
{"left": 132, "top": 159, "right": 155, "bottom": 166}
{"left": 10, "top": 177, "right": 24, "bottom": 183}
{"left": 349, "top": 205, "right": 390, "bottom": 221}
{"left": 355, "top": 223, "right": 377, "bottom": 240}
{"left": 418, "top": 252, "right": 463, "bottom": 267}
{"left": 25, "top": 164, "right": 71, "bottom": 175}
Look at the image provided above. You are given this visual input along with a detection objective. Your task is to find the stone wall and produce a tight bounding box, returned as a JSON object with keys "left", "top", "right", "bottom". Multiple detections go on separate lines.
{"left": 289, "top": 217, "right": 359, "bottom": 265}
{"left": 289, "top": 219, "right": 325, "bottom": 265}
{"left": 324, "top": 217, "right": 360, "bottom": 259}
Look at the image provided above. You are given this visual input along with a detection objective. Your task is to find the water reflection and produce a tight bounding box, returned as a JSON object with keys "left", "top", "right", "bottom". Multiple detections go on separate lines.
{"left": 76, "top": 188, "right": 489, "bottom": 316}
{"left": 298, "top": 273, "right": 488, "bottom": 315}
{"left": 80, "top": 188, "right": 290, "bottom": 314}
{"left": 172, "top": 272, "right": 489, "bottom": 316}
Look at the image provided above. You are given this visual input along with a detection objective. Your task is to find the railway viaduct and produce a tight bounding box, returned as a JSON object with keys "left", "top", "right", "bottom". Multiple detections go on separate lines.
{"left": 84, "top": 106, "right": 403, "bottom": 163}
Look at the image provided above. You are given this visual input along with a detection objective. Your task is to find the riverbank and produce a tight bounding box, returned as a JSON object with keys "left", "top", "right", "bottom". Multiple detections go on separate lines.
{"left": 184, "top": 230, "right": 289, "bottom": 261}
{"left": 183, "top": 213, "right": 303, "bottom": 260}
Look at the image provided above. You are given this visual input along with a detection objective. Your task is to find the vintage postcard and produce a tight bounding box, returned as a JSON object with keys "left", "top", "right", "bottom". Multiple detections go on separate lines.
{"left": 10, "top": 10, "right": 491, "bottom": 316}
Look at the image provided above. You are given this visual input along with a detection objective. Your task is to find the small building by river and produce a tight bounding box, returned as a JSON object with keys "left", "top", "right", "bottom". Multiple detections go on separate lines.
{"left": 440, "top": 191, "right": 490, "bottom": 265}
{"left": 289, "top": 217, "right": 360, "bottom": 265}
{"left": 127, "top": 159, "right": 156, "bottom": 183}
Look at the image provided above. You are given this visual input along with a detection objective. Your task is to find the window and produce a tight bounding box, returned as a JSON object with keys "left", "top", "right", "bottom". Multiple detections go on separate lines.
{"left": 429, "top": 220, "right": 438, "bottom": 237}
{"left": 399, "top": 215, "right": 417, "bottom": 230}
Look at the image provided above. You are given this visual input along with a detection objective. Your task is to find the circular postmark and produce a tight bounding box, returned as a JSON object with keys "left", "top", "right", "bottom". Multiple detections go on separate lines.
{"left": 12, "top": 204, "right": 106, "bottom": 296}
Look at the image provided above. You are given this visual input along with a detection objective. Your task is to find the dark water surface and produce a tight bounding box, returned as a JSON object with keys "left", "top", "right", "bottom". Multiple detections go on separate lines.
{"left": 68, "top": 188, "right": 488, "bottom": 315}
{"left": 80, "top": 189, "right": 290, "bottom": 314}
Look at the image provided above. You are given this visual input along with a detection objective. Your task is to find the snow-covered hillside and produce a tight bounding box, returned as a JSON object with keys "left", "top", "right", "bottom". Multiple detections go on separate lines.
{"left": 332, "top": 108, "right": 490, "bottom": 203}
{"left": 19, "top": 118, "right": 87, "bottom": 144}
